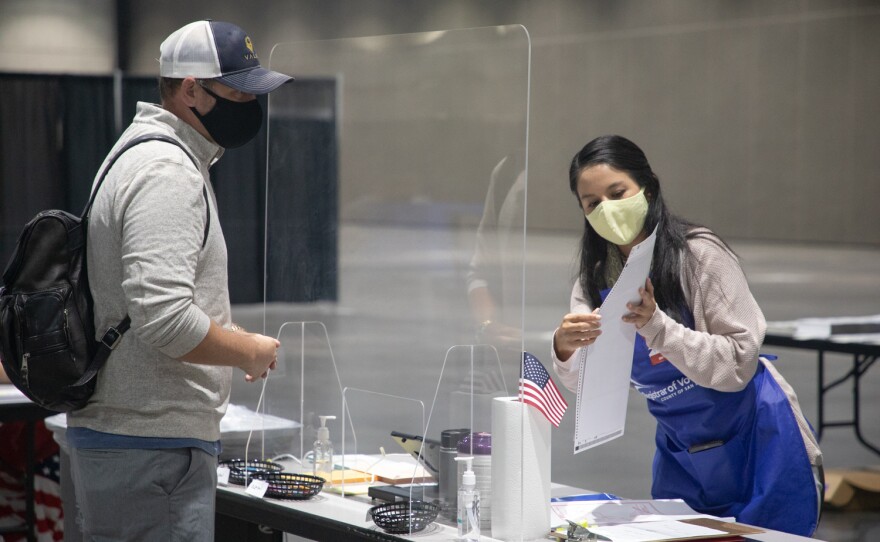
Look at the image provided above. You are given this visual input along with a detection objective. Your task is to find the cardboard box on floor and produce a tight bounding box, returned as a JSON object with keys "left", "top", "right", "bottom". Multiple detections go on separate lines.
{"left": 823, "top": 466, "right": 880, "bottom": 511}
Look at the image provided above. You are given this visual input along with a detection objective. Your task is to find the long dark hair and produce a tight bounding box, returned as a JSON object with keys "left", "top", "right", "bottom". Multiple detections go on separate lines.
{"left": 569, "top": 135, "right": 711, "bottom": 323}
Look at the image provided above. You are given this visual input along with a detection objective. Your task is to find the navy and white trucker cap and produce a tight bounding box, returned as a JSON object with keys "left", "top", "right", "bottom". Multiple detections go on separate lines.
{"left": 159, "top": 20, "right": 292, "bottom": 94}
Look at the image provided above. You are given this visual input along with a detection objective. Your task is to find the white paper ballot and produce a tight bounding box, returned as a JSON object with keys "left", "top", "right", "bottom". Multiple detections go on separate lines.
{"left": 574, "top": 227, "right": 657, "bottom": 453}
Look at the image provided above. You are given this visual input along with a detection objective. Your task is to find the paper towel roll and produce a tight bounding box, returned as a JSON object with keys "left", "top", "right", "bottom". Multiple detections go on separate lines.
{"left": 491, "top": 397, "right": 551, "bottom": 541}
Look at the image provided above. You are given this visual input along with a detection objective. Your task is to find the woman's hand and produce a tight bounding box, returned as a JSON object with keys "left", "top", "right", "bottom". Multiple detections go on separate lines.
{"left": 622, "top": 277, "right": 656, "bottom": 329}
{"left": 554, "top": 308, "right": 602, "bottom": 361}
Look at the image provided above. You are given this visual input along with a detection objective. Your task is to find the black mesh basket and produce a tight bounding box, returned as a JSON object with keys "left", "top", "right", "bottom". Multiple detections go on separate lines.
{"left": 253, "top": 472, "right": 325, "bottom": 500}
{"left": 219, "top": 459, "right": 283, "bottom": 486}
{"left": 368, "top": 500, "right": 441, "bottom": 534}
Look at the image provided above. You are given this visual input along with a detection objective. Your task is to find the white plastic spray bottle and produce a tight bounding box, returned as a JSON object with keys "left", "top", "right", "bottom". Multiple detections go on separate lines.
{"left": 454, "top": 456, "right": 480, "bottom": 541}
{"left": 313, "top": 415, "right": 336, "bottom": 482}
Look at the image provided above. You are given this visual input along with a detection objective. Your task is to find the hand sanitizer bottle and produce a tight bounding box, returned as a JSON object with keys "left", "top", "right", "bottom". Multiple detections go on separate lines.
{"left": 454, "top": 456, "right": 480, "bottom": 541}
{"left": 313, "top": 415, "right": 336, "bottom": 483}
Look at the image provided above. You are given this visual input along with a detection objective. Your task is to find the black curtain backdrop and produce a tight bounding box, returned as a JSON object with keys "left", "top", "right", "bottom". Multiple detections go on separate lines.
{"left": 61, "top": 76, "right": 117, "bottom": 214}
{"left": 1, "top": 73, "right": 337, "bottom": 304}
{"left": 0, "top": 74, "right": 271, "bottom": 303}
{"left": 209, "top": 94, "right": 268, "bottom": 304}
{"left": 265, "top": 79, "right": 338, "bottom": 304}
{"left": 0, "top": 76, "right": 65, "bottom": 264}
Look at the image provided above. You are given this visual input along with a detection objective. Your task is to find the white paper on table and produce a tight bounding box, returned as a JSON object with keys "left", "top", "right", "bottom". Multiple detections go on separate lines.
{"left": 787, "top": 313, "right": 880, "bottom": 342}
{"left": 589, "top": 519, "right": 726, "bottom": 542}
{"left": 245, "top": 479, "right": 269, "bottom": 498}
{"left": 217, "top": 466, "right": 231, "bottom": 486}
{"left": 220, "top": 404, "right": 301, "bottom": 433}
{"left": 40, "top": 404, "right": 301, "bottom": 434}
{"left": 0, "top": 385, "right": 28, "bottom": 402}
{"left": 549, "top": 498, "right": 715, "bottom": 527}
{"left": 335, "top": 453, "right": 431, "bottom": 480}
{"left": 573, "top": 227, "right": 657, "bottom": 453}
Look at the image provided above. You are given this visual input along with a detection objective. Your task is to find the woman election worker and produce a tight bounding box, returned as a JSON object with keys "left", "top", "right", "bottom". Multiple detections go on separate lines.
{"left": 551, "top": 135, "right": 823, "bottom": 536}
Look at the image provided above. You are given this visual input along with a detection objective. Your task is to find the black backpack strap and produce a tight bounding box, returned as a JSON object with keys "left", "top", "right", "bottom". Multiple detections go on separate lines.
{"left": 82, "top": 134, "right": 199, "bottom": 219}
{"left": 202, "top": 184, "right": 211, "bottom": 249}
{"left": 73, "top": 315, "right": 131, "bottom": 387}
{"left": 79, "top": 134, "right": 209, "bottom": 379}
{"left": 83, "top": 133, "right": 211, "bottom": 244}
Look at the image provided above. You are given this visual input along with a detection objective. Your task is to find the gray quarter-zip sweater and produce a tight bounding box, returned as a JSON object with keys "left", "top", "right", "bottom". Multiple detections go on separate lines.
{"left": 68, "top": 102, "right": 232, "bottom": 442}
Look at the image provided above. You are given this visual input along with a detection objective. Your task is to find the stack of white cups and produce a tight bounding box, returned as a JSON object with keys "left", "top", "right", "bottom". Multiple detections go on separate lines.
{"left": 457, "top": 432, "right": 492, "bottom": 531}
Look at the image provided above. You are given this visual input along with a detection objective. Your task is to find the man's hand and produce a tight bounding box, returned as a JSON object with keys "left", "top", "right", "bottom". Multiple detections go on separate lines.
{"left": 180, "top": 321, "right": 279, "bottom": 380}
{"left": 239, "top": 333, "right": 279, "bottom": 382}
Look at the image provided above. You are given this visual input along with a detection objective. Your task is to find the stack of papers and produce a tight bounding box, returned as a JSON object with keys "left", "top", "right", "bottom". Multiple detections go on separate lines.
{"left": 550, "top": 497, "right": 717, "bottom": 526}
{"left": 335, "top": 453, "right": 432, "bottom": 484}
{"left": 586, "top": 519, "right": 728, "bottom": 541}
{"left": 550, "top": 498, "right": 762, "bottom": 541}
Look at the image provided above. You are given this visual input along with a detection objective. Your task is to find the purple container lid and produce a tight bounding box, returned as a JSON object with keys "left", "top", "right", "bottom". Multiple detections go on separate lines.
{"left": 457, "top": 432, "right": 491, "bottom": 455}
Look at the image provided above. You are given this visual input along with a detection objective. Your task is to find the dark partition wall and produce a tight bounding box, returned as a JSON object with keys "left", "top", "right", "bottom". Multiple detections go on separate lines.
{"left": 0, "top": 74, "right": 338, "bottom": 305}
{"left": 266, "top": 79, "right": 338, "bottom": 303}
{"left": 0, "top": 76, "right": 65, "bottom": 266}
{"left": 209, "top": 93, "right": 270, "bottom": 305}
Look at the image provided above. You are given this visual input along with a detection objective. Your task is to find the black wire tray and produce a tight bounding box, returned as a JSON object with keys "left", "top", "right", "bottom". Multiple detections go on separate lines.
{"left": 367, "top": 500, "right": 441, "bottom": 534}
{"left": 218, "top": 458, "right": 283, "bottom": 486}
{"left": 253, "top": 472, "right": 325, "bottom": 500}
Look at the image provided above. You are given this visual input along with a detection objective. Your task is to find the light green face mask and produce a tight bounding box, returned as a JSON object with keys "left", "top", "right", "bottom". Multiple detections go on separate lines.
{"left": 585, "top": 187, "right": 648, "bottom": 245}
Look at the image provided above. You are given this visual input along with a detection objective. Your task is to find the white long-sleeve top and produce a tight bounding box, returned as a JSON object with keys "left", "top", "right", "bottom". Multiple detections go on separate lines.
{"left": 552, "top": 231, "right": 821, "bottom": 465}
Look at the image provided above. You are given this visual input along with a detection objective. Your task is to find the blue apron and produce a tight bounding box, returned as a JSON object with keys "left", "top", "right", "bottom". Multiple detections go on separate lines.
{"left": 606, "top": 289, "right": 818, "bottom": 536}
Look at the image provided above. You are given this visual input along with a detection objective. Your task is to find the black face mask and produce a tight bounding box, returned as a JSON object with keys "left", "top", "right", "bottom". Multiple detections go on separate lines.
{"left": 191, "top": 84, "right": 263, "bottom": 149}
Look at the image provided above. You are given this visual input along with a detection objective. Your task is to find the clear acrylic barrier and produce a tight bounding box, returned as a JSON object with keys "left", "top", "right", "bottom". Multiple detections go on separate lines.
{"left": 236, "top": 321, "right": 348, "bottom": 475}
{"left": 339, "top": 388, "right": 427, "bottom": 498}
{"left": 340, "top": 388, "right": 426, "bottom": 461}
{"left": 262, "top": 25, "right": 534, "bottom": 539}
{"left": 428, "top": 345, "right": 509, "bottom": 436}
{"left": 275, "top": 321, "right": 349, "bottom": 462}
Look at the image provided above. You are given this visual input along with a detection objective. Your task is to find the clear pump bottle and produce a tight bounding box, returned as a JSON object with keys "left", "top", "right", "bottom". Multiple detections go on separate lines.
{"left": 313, "top": 415, "right": 336, "bottom": 482}
{"left": 454, "top": 456, "right": 480, "bottom": 541}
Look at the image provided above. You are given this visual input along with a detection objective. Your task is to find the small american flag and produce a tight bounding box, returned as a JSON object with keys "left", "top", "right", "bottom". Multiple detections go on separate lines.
{"left": 519, "top": 352, "right": 568, "bottom": 427}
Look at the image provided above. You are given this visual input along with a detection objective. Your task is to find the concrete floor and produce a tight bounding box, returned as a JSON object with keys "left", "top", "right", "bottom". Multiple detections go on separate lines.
{"left": 231, "top": 226, "right": 880, "bottom": 541}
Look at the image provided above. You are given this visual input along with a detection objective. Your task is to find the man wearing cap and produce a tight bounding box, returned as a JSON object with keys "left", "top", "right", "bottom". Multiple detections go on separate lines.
{"left": 66, "top": 21, "right": 292, "bottom": 541}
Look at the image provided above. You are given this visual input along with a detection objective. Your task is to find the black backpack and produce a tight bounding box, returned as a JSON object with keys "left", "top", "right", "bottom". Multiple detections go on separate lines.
{"left": 0, "top": 134, "right": 203, "bottom": 411}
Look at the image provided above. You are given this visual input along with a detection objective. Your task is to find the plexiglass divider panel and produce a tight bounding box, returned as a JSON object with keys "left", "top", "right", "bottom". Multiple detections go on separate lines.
{"left": 422, "top": 344, "right": 507, "bottom": 527}
{"left": 275, "top": 321, "right": 349, "bottom": 463}
{"left": 339, "top": 389, "right": 426, "bottom": 499}
{"left": 262, "top": 26, "right": 533, "bottom": 539}
{"left": 235, "top": 321, "right": 347, "bottom": 484}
